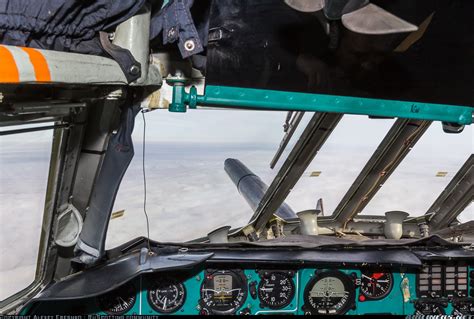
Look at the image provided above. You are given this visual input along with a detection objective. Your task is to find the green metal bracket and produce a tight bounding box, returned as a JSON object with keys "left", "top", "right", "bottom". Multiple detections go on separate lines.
{"left": 168, "top": 84, "right": 473, "bottom": 125}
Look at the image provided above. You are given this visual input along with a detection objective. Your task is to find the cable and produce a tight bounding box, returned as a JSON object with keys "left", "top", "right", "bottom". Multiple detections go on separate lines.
{"left": 141, "top": 110, "right": 152, "bottom": 254}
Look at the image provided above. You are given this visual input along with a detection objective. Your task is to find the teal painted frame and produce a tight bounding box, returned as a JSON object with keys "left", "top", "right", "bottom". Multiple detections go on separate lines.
{"left": 169, "top": 84, "right": 473, "bottom": 125}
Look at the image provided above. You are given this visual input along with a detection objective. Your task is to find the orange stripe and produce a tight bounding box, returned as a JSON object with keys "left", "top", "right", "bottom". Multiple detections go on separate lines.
{"left": 0, "top": 46, "right": 20, "bottom": 83}
{"left": 21, "top": 47, "right": 51, "bottom": 82}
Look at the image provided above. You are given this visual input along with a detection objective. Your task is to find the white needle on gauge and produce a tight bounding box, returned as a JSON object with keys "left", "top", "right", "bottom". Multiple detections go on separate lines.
{"left": 260, "top": 288, "right": 274, "bottom": 292}
{"left": 202, "top": 288, "right": 241, "bottom": 294}
{"left": 163, "top": 297, "right": 168, "bottom": 310}
{"left": 226, "top": 289, "right": 242, "bottom": 293}
{"left": 362, "top": 274, "right": 372, "bottom": 280}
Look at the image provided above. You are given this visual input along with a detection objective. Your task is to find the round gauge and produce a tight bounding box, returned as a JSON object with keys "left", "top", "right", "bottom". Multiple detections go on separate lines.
{"left": 359, "top": 270, "right": 393, "bottom": 300}
{"left": 452, "top": 300, "right": 474, "bottom": 315}
{"left": 97, "top": 282, "right": 136, "bottom": 315}
{"left": 415, "top": 301, "right": 446, "bottom": 315}
{"left": 200, "top": 269, "right": 248, "bottom": 314}
{"left": 304, "top": 270, "right": 355, "bottom": 315}
{"left": 258, "top": 271, "right": 295, "bottom": 309}
{"left": 147, "top": 277, "right": 186, "bottom": 313}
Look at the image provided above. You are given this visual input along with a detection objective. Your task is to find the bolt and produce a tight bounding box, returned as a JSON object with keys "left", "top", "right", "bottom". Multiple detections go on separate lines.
{"left": 130, "top": 65, "right": 140, "bottom": 75}
{"left": 108, "top": 32, "right": 115, "bottom": 41}
{"left": 184, "top": 39, "right": 196, "bottom": 51}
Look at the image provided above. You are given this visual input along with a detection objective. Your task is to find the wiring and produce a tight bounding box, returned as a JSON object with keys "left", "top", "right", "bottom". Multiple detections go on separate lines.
{"left": 141, "top": 109, "right": 152, "bottom": 254}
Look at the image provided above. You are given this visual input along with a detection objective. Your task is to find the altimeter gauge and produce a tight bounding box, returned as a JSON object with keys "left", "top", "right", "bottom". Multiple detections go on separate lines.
{"left": 258, "top": 271, "right": 295, "bottom": 309}
{"left": 147, "top": 277, "right": 186, "bottom": 313}
{"left": 303, "top": 270, "right": 355, "bottom": 315}
{"left": 97, "top": 282, "right": 136, "bottom": 315}
{"left": 359, "top": 270, "right": 393, "bottom": 300}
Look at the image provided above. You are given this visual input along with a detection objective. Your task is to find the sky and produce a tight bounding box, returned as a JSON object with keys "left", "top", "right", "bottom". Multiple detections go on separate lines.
{"left": 0, "top": 109, "right": 472, "bottom": 300}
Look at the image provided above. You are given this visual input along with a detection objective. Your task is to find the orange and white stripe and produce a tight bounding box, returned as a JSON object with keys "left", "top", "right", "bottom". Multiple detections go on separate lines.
{"left": 0, "top": 45, "right": 50, "bottom": 83}
{"left": 0, "top": 45, "right": 127, "bottom": 85}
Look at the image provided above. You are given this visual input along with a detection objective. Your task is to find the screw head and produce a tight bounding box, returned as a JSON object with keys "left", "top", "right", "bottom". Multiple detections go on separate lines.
{"left": 129, "top": 65, "right": 140, "bottom": 75}
{"left": 184, "top": 39, "right": 196, "bottom": 51}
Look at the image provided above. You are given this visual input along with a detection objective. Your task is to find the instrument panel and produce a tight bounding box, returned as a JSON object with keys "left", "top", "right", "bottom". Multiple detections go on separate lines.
{"left": 25, "top": 263, "right": 474, "bottom": 315}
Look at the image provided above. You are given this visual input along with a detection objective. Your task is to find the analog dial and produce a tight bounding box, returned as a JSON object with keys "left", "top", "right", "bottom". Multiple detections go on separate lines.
{"left": 258, "top": 271, "right": 295, "bottom": 309}
{"left": 359, "top": 271, "right": 393, "bottom": 300}
{"left": 304, "top": 270, "right": 354, "bottom": 315}
{"left": 200, "top": 269, "right": 247, "bottom": 314}
{"left": 147, "top": 277, "right": 186, "bottom": 313}
{"left": 97, "top": 282, "right": 136, "bottom": 315}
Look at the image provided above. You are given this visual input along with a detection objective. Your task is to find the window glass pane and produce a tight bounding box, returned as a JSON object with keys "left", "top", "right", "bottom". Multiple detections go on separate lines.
{"left": 284, "top": 116, "right": 396, "bottom": 214}
{"left": 458, "top": 202, "right": 473, "bottom": 224}
{"left": 0, "top": 127, "right": 52, "bottom": 300}
{"left": 106, "top": 110, "right": 287, "bottom": 248}
{"left": 362, "top": 123, "right": 472, "bottom": 216}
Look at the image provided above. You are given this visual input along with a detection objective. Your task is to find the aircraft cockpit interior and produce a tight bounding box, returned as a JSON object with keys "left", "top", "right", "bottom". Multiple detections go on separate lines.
{"left": 0, "top": 0, "right": 473, "bottom": 316}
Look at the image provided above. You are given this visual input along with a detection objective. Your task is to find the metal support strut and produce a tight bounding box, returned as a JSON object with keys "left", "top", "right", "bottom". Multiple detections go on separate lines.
{"left": 168, "top": 84, "right": 473, "bottom": 125}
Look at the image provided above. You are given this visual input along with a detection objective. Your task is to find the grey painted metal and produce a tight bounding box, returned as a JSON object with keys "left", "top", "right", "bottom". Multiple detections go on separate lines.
{"left": 317, "top": 215, "right": 421, "bottom": 238}
{"left": 33, "top": 47, "right": 127, "bottom": 84}
{"left": 332, "top": 119, "right": 431, "bottom": 225}
{"left": 433, "top": 221, "right": 474, "bottom": 238}
{"left": 224, "top": 158, "right": 296, "bottom": 221}
{"left": 0, "top": 101, "right": 85, "bottom": 127}
{"left": 0, "top": 123, "right": 68, "bottom": 136}
{"left": 428, "top": 155, "right": 474, "bottom": 231}
{"left": 71, "top": 101, "right": 120, "bottom": 214}
{"left": 270, "top": 111, "right": 305, "bottom": 169}
{"left": 249, "top": 113, "right": 343, "bottom": 232}
{"left": 113, "top": 5, "right": 151, "bottom": 85}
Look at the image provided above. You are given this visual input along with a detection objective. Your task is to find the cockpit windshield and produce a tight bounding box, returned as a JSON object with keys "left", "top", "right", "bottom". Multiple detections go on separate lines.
{"left": 107, "top": 110, "right": 472, "bottom": 247}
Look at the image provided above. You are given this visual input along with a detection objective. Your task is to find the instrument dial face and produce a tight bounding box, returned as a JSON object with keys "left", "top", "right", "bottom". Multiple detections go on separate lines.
{"left": 147, "top": 277, "right": 186, "bottom": 313}
{"left": 97, "top": 282, "right": 136, "bottom": 315}
{"left": 359, "top": 271, "right": 393, "bottom": 300}
{"left": 200, "top": 269, "right": 247, "bottom": 314}
{"left": 258, "top": 271, "right": 295, "bottom": 309}
{"left": 304, "top": 271, "right": 354, "bottom": 315}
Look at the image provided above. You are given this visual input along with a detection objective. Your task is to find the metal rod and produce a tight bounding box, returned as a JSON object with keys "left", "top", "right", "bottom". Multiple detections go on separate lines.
{"left": 0, "top": 123, "right": 69, "bottom": 136}
{"left": 169, "top": 84, "right": 473, "bottom": 125}
{"left": 270, "top": 111, "right": 305, "bottom": 169}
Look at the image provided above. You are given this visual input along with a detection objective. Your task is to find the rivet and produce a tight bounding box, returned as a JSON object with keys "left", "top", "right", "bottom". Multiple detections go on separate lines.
{"left": 130, "top": 65, "right": 140, "bottom": 75}
{"left": 184, "top": 39, "right": 196, "bottom": 51}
